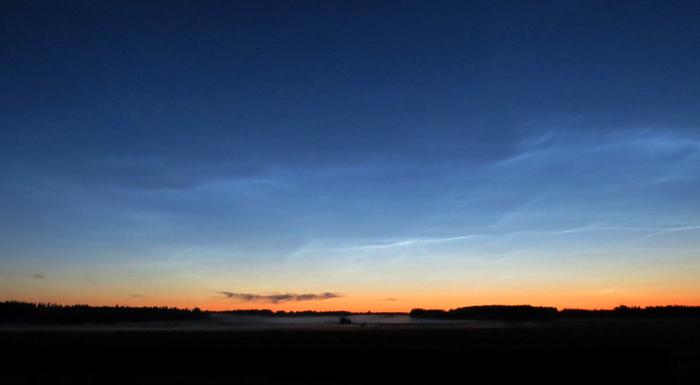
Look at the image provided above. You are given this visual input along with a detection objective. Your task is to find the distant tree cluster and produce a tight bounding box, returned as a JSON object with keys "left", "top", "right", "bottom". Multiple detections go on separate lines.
{"left": 276, "top": 310, "right": 352, "bottom": 317}
{"left": 220, "top": 309, "right": 352, "bottom": 317}
{"left": 410, "top": 305, "right": 700, "bottom": 321}
{"left": 0, "top": 301, "right": 206, "bottom": 324}
{"left": 219, "top": 309, "right": 276, "bottom": 316}
{"left": 410, "top": 305, "right": 558, "bottom": 321}
{"left": 559, "top": 305, "right": 700, "bottom": 319}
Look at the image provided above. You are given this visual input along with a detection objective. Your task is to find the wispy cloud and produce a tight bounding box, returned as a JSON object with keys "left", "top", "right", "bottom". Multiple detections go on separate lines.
{"left": 217, "top": 291, "right": 342, "bottom": 303}
{"left": 296, "top": 220, "right": 700, "bottom": 261}
{"left": 642, "top": 225, "right": 700, "bottom": 238}
{"left": 339, "top": 234, "right": 486, "bottom": 251}
{"left": 551, "top": 226, "right": 656, "bottom": 235}
{"left": 30, "top": 273, "right": 45, "bottom": 279}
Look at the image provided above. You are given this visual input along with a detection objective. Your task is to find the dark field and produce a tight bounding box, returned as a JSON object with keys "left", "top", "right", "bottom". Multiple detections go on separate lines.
{"left": 2, "top": 319, "right": 699, "bottom": 385}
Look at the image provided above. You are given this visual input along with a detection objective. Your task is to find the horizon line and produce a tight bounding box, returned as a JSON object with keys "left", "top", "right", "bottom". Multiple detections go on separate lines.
{"left": 4, "top": 299, "right": 700, "bottom": 313}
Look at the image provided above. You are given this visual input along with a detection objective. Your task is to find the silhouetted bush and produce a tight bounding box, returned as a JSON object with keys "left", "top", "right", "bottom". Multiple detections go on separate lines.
{"left": 0, "top": 301, "right": 207, "bottom": 324}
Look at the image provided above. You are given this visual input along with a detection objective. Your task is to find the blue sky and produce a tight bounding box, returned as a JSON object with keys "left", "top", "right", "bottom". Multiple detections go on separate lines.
{"left": 1, "top": 1, "right": 699, "bottom": 309}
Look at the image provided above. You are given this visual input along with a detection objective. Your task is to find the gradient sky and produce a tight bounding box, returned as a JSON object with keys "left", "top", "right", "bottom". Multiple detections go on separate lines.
{"left": 2, "top": 0, "right": 700, "bottom": 311}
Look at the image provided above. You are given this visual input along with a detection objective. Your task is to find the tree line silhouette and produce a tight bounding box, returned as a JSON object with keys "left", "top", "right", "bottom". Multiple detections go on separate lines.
{"left": 3, "top": 301, "right": 699, "bottom": 324}
{"left": 0, "top": 301, "right": 205, "bottom": 324}
{"left": 220, "top": 309, "right": 353, "bottom": 317}
{"left": 410, "top": 305, "right": 700, "bottom": 321}
{"left": 410, "top": 305, "right": 558, "bottom": 321}
{"left": 559, "top": 305, "right": 700, "bottom": 319}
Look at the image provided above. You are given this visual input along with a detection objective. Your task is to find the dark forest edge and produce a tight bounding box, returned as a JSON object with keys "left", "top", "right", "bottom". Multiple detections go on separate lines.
{"left": 0, "top": 301, "right": 206, "bottom": 324}
{"left": 0, "top": 301, "right": 376, "bottom": 324}
{"left": 2, "top": 301, "right": 700, "bottom": 324}
{"left": 410, "top": 305, "right": 700, "bottom": 321}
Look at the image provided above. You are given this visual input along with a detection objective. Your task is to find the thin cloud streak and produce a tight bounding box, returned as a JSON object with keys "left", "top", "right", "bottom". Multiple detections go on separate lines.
{"left": 642, "top": 225, "right": 700, "bottom": 239}
{"left": 339, "top": 234, "right": 487, "bottom": 251}
{"left": 552, "top": 226, "right": 657, "bottom": 235}
{"left": 324, "top": 223, "right": 700, "bottom": 254}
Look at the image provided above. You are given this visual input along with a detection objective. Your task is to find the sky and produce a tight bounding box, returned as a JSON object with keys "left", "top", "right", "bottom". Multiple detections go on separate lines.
{"left": 1, "top": 0, "right": 700, "bottom": 311}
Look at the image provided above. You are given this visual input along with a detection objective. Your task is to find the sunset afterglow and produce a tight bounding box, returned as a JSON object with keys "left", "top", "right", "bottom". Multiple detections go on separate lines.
{"left": 2, "top": 1, "right": 700, "bottom": 311}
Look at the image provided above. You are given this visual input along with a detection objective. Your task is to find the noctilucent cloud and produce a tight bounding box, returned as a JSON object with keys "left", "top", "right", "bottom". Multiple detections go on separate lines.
{"left": 1, "top": 1, "right": 699, "bottom": 310}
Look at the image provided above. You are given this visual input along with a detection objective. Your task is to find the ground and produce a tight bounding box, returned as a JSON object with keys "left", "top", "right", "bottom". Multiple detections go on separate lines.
{"left": 1, "top": 319, "right": 698, "bottom": 384}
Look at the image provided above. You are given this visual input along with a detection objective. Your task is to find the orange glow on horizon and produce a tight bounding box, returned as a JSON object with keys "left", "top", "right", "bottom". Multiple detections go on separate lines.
{"left": 6, "top": 291, "right": 700, "bottom": 313}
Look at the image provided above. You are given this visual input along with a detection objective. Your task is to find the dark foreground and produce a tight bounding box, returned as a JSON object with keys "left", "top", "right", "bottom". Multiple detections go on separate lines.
{"left": 2, "top": 320, "right": 699, "bottom": 385}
